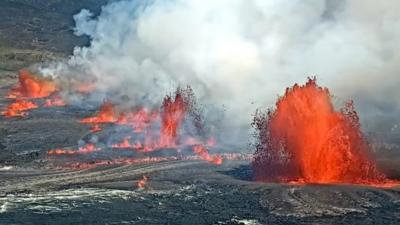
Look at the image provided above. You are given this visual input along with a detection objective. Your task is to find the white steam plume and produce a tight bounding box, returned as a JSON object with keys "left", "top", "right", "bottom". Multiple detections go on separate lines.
{"left": 42, "top": 0, "right": 400, "bottom": 146}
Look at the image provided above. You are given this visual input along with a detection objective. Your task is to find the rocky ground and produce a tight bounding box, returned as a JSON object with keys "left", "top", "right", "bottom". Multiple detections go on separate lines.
{"left": 0, "top": 1, "right": 400, "bottom": 224}
{"left": 0, "top": 160, "right": 399, "bottom": 225}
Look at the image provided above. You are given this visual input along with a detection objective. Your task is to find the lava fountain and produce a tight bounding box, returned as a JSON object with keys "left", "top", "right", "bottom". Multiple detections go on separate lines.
{"left": 6, "top": 69, "right": 57, "bottom": 99}
{"left": 159, "top": 89, "right": 189, "bottom": 147}
{"left": 2, "top": 70, "right": 65, "bottom": 117}
{"left": 252, "top": 77, "right": 386, "bottom": 184}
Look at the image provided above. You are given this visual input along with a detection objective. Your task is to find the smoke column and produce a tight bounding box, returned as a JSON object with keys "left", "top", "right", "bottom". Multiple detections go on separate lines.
{"left": 41, "top": 0, "right": 400, "bottom": 149}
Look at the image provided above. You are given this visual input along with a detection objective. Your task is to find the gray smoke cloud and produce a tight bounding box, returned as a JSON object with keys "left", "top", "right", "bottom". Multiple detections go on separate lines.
{"left": 41, "top": 0, "right": 400, "bottom": 147}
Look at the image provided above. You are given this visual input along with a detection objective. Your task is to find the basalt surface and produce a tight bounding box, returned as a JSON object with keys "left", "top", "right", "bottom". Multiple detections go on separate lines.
{"left": 0, "top": 1, "right": 400, "bottom": 225}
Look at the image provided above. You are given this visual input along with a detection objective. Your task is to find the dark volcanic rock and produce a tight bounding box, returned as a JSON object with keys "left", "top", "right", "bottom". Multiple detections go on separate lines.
{"left": 0, "top": 0, "right": 109, "bottom": 54}
{"left": 0, "top": 161, "right": 399, "bottom": 225}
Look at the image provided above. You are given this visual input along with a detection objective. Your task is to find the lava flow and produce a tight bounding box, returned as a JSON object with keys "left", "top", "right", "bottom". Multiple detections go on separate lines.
{"left": 111, "top": 137, "right": 143, "bottom": 150}
{"left": 47, "top": 143, "right": 101, "bottom": 155}
{"left": 252, "top": 77, "right": 387, "bottom": 184}
{"left": 6, "top": 69, "right": 57, "bottom": 99}
{"left": 80, "top": 101, "right": 117, "bottom": 123}
{"left": 1, "top": 99, "right": 38, "bottom": 117}
{"left": 116, "top": 108, "right": 159, "bottom": 133}
{"left": 193, "top": 145, "right": 223, "bottom": 165}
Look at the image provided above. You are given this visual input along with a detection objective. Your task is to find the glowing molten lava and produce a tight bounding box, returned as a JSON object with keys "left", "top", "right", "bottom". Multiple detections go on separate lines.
{"left": 7, "top": 70, "right": 57, "bottom": 99}
{"left": 44, "top": 95, "right": 66, "bottom": 107}
{"left": 90, "top": 124, "right": 102, "bottom": 133}
{"left": 47, "top": 143, "right": 101, "bottom": 155}
{"left": 80, "top": 101, "right": 117, "bottom": 123}
{"left": 111, "top": 137, "right": 143, "bottom": 150}
{"left": 137, "top": 175, "right": 148, "bottom": 189}
{"left": 252, "top": 78, "right": 386, "bottom": 184}
{"left": 116, "top": 108, "right": 159, "bottom": 133}
{"left": 159, "top": 90, "right": 188, "bottom": 147}
{"left": 193, "top": 145, "right": 223, "bottom": 165}
{"left": 1, "top": 99, "right": 38, "bottom": 117}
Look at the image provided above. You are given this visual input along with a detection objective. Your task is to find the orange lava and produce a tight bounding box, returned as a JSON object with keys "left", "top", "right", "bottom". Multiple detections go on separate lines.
{"left": 116, "top": 108, "right": 158, "bottom": 133}
{"left": 7, "top": 70, "right": 57, "bottom": 99}
{"left": 137, "top": 175, "right": 148, "bottom": 189}
{"left": 90, "top": 124, "right": 102, "bottom": 133}
{"left": 111, "top": 137, "right": 143, "bottom": 150}
{"left": 159, "top": 90, "right": 188, "bottom": 147}
{"left": 50, "top": 153, "right": 247, "bottom": 170}
{"left": 193, "top": 145, "right": 223, "bottom": 165}
{"left": 47, "top": 143, "right": 101, "bottom": 155}
{"left": 111, "top": 137, "right": 177, "bottom": 152}
{"left": 1, "top": 99, "right": 38, "bottom": 117}
{"left": 75, "top": 82, "right": 96, "bottom": 94}
{"left": 252, "top": 78, "right": 387, "bottom": 184}
{"left": 80, "top": 101, "right": 117, "bottom": 123}
{"left": 44, "top": 95, "right": 66, "bottom": 107}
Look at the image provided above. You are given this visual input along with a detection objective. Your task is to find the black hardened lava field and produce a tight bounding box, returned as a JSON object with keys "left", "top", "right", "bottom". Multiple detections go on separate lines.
{"left": 0, "top": 1, "right": 400, "bottom": 225}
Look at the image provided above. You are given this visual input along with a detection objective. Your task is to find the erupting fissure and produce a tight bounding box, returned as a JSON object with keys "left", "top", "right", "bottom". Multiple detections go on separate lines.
{"left": 44, "top": 85, "right": 222, "bottom": 165}
{"left": 159, "top": 88, "right": 189, "bottom": 147}
{"left": 252, "top": 78, "right": 387, "bottom": 184}
{"left": 7, "top": 69, "right": 57, "bottom": 99}
{"left": 2, "top": 70, "right": 66, "bottom": 117}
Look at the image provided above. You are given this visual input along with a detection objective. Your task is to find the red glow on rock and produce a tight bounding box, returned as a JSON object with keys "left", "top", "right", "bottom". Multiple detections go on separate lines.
{"left": 90, "top": 124, "right": 102, "bottom": 133}
{"left": 206, "top": 137, "right": 217, "bottom": 147}
{"left": 47, "top": 143, "right": 101, "bottom": 155}
{"left": 252, "top": 78, "right": 387, "bottom": 184}
{"left": 44, "top": 95, "right": 66, "bottom": 107}
{"left": 111, "top": 137, "right": 139, "bottom": 149}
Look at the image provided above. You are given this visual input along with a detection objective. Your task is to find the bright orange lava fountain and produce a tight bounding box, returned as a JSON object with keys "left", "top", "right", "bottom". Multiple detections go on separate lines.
{"left": 159, "top": 90, "right": 188, "bottom": 147}
{"left": 7, "top": 69, "right": 57, "bottom": 99}
{"left": 252, "top": 78, "right": 387, "bottom": 184}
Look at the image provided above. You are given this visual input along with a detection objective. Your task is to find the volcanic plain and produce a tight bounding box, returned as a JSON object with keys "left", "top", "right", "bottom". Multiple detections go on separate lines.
{"left": 0, "top": 1, "right": 400, "bottom": 225}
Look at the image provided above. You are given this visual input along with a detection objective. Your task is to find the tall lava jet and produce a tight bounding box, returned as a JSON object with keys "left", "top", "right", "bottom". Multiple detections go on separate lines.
{"left": 252, "top": 78, "right": 385, "bottom": 184}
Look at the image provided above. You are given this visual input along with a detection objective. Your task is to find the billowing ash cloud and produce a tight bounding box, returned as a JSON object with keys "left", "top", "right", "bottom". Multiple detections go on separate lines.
{"left": 41, "top": 0, "right": 400, "bottom": 146}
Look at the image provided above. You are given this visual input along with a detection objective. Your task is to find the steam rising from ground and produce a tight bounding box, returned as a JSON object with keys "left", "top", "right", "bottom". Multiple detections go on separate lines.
{"left": 41, "top": 0, "right": 400, "bottom": 147}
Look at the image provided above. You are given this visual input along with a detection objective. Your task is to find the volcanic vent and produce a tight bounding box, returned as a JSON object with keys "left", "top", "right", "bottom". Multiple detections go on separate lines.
{"left": 252, "top": 78, "right": 388, "bottom": 184}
